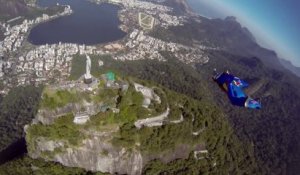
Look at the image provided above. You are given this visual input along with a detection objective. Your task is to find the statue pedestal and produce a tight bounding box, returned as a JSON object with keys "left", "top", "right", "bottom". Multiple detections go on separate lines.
{"left": 84, "top": 74, "right": 92, "bottom": 84}
{"left": 84, "top": 78, "right": 92, "bottom": 84}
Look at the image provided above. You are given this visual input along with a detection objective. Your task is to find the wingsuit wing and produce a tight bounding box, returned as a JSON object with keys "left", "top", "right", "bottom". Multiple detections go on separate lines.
{"left": 213, "top": 72, "right": 261, "bottom": 109}
{"left": 213, "top": 72, "right": 233, "bottom": 93}
{"left": 232, "top": 76, "right": 249, "bottom": 89}
{"left": 245, "top": 97, "right": 262, "bottom": 109}
{"left": 227, "top": 80, "right": 248, "bottom": 107}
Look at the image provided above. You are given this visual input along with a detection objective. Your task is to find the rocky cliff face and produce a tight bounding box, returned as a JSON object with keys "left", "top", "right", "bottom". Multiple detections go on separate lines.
{"left": 27, "top": 129, "right": 143, "bottom": 175}
{"left": 54, "top": 138, "right": 142, "bottom": 175}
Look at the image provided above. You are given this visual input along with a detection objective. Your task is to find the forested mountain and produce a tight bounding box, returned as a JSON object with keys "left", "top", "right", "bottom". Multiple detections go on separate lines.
{"left": 0, "top": 0, "right": 299, "bottom": 174}
{"left": 151, "top": 15, "right": 285, "bottom": 71}
{"left": 94, "top": 47, "right": 300, "bottom": 174}
{"left": 0, "top": 0, "right": 62, "bottom": 22}
{"left": 110, "top": 14, "right": 300, "bottom": 174}
{"left": 0, "top": 0, "right": 29, "bottom": 19}
{"left": 2, "top": 50, "right": 299, "bottom": 174}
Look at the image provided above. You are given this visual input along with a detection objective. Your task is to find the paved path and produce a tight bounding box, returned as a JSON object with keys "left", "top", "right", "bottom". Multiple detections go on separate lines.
{"left": 169, "top": 114, "right": 184, "bottom": 124}
{"left": 134, "top": 107, "right": 170, "bottom": 129}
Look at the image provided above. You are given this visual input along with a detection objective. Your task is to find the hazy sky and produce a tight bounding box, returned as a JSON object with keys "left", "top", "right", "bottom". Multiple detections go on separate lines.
{"left": 187, "top": 0, "right": 300, "bottom": 66}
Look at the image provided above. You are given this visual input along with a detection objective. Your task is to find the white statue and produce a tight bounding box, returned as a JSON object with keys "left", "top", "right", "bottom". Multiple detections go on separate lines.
{"left": 85, "top": 54, "right": 92, "bottom": 80}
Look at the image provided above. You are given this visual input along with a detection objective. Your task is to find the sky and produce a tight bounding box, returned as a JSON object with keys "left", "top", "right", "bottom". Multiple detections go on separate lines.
{"left": 187, "top": 0, "right": 300, "bottom": 67}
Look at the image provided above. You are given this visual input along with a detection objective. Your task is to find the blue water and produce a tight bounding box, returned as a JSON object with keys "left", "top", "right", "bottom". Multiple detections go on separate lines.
{"left": 186, "top": 0, "right": 226, "bottom": 19}
{"left": 28, "top": 0, "right": 126, "bottom": 45}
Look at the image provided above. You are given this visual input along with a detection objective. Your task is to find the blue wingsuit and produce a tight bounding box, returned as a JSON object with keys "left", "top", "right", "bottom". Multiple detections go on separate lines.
{"left": 213, "top": 72, "right": 261, "bottom": 109}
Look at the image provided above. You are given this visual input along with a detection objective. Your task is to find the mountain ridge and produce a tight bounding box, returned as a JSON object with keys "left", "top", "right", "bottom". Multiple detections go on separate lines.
{"left": 280, "top": 58, "right": 300, "bottom": 77}
{"left": 0, "top": 0, "right": 29, "bottom": 20}
{"left": 24, "top": 73, "right": 258, "bottom": 174}
{"left": 175, "top": 0, "right": 300, "bottom": 77}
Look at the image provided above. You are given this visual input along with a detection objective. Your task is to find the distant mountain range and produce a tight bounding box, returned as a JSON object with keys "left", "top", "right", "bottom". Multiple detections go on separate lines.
{"left": 166, "top": 0, "right": 300, "bottom": 78}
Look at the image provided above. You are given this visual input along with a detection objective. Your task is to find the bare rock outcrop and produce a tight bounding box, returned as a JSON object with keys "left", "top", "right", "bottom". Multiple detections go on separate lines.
{"left": 28, "top": 134, "right": 143, "bottom": 175}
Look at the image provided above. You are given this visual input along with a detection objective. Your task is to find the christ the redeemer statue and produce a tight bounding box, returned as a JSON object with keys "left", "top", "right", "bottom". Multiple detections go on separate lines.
{"left": 84, "top": 54, "right": 92, "bottom": 84}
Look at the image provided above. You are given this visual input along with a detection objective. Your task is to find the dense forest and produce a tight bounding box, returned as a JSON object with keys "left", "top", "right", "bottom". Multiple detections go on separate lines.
{"left": 91, "top": 49, "right": 300, "bottom": 174}
{"left": 200, "top": 51, "right": 300, "bottom": 175}
{"left": 0, "top": 51, "right": 299, "bottom": 174}
{"left": 147, "top": 15, "right": 300, "bottom": 174}
{"left": 0, "top": 85, "right": 43, "bottom": 151}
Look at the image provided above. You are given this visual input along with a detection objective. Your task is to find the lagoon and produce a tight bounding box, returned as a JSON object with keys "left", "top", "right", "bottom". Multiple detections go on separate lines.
{"left": 28, "top": 0, "right": 126, "bottom": 45}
